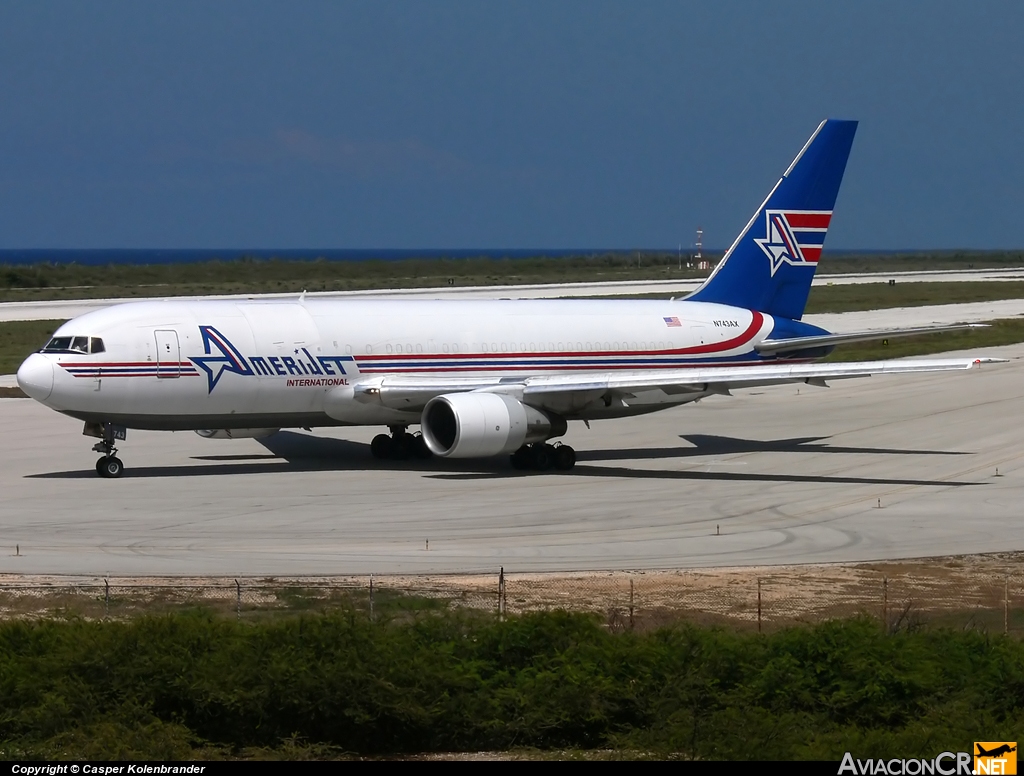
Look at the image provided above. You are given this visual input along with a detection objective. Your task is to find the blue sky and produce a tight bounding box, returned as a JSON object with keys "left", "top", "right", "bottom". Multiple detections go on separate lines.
{"left": 0, "top": 1, "right": 1021, "bottom": 250}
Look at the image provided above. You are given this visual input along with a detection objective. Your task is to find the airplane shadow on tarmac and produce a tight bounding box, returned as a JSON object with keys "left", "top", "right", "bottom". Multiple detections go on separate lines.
{"left": 25, "top": 431, "right": 497, "bottom": 479}
{"left": 576, "top": 434, "right": 972, "bottom": 462}
{"left": 25, "top": 430, "right": 980, "bottom": 487}
{"left": 428, "top": 465, "right": 981, "bottom": 488}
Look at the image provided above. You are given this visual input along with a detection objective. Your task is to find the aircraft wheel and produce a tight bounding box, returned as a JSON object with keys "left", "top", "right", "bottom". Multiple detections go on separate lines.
{"left": 413, "top": 434, "right": 433, "bottom": 459}
{"left": 554, "top": 444, "right": 576, "bottom": 471}
{"left": 391, "top": 433, "right": 414, "bottom": 460}
{"left": 530, "top": 443, "right": 553, "bottom": 471}
{"left": 98, "top": 456, "right": 124, "bottom": 479}
{"left": 370, "top": 434, "right": 392, "bottom": 460}
{"left": 510, "top": 446, "right": 531, "bottom": 470}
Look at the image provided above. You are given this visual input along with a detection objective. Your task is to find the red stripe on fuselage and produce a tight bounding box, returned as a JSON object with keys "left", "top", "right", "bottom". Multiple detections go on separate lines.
{"left": 357, "top": 311, "right": 765, "bottom": 363}
{"left": 358, "top": 355, "right": 814, "bottom": 374}
{"left": 58, "top": 361, "right": 193, "bottom": 367}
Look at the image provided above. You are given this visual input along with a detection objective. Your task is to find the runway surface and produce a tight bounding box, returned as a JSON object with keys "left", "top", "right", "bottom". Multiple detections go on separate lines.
{"left": 4, "top": 267, "right": 1024, "bottom": 321}
{"left": 2, "top": 342, "right": 1022, "bottom": 576}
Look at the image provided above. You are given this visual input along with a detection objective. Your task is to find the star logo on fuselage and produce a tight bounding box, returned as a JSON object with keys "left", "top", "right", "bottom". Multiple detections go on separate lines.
{"left": 754, "top": 210, "right": 809, "bottom": 276}
{"left": 190, "top": 326, "right": 254, "bottom": 393}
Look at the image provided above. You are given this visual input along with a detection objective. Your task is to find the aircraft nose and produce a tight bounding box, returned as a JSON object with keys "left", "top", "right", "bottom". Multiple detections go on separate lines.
{"left": 17, "top": 353, "right": 54, "bottom": 401}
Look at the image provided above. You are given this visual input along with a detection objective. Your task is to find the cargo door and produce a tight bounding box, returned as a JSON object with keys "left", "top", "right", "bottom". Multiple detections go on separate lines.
{"left": 154, "top": 330, "right": 181, "bottom": 378}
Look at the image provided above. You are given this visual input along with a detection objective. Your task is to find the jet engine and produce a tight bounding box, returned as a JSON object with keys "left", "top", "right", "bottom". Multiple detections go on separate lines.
{"left": 195, "top": 428, "right": 280, "bottom": 440}
{"left": 420, "top": 392, "right": 565, "bottom": 458}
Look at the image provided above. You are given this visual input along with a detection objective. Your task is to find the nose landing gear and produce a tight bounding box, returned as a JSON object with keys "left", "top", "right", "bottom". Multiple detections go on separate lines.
{"left": 94, "top": 450, "right": 124, "bottom": 478}
{"left": 85, "top": 421, "right": 127, "bottom": 478}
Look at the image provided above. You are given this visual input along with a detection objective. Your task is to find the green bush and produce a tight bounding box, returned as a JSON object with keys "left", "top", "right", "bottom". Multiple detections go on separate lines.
{"left": 0, "top": 611, "right": 1022, "bottom": 759}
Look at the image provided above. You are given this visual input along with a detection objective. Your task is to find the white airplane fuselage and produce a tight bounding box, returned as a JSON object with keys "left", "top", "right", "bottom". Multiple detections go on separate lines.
{"left": 20, "top": 120, "right": 996, "bottom": 479}
{"left": 19, "top": 297, "right": 786, "bottom": 430}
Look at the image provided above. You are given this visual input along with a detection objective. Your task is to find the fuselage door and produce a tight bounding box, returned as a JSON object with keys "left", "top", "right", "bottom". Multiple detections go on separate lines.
{"left": 155, "top": 330, "right": 181, "bottom": 378}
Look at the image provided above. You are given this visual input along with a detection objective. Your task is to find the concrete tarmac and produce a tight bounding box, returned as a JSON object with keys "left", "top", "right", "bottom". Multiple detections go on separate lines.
{"left": 2, "top": 343, "right": 1022, "bottom": 577}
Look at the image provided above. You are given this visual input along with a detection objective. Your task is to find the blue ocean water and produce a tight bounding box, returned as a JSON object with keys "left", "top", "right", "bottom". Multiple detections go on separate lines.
{"left": 0, "top": 248, "right": 641, "bottom": 266}
{"left": 0, "top": 248, "right": 901, "bottom": 267}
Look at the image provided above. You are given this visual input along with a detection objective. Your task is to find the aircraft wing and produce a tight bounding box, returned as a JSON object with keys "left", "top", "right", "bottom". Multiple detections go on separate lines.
{"left": 518, "top": 357, "right": 1000, "bottom": 397}
{"left": 754, "top": 323, "right": 986, "bottom": 355}
{"left": 355, "top": 357, "right": 1003, "bottom": 411}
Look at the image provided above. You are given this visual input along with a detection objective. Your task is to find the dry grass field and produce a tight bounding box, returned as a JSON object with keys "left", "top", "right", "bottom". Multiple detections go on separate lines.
{"left": 2, "top": 551, "right": 1020, "bottom": 633}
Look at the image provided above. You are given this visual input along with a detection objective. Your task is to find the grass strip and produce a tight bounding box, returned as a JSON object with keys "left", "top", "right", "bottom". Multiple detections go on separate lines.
{"left": 1, "top": 255, "right": 708, "bottom": 303}
{"left": 0, "top": 319, "right": 65, "bottom": 375}
{"left": 2, "top": 250, "right": 1024, "bottom": 302}
{"left": 826, "top": 318, "right": 1024, "bottom": 361}
{"left": 805, "top": 280, "right": 1024, "bottom": 314}
{"left": 600, "top": 280, "right": 1024, "bottom": 312}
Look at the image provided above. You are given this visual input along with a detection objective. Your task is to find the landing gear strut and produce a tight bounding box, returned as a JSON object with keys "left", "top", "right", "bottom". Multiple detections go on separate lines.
{"left": 510, "top": 442, "right": 576, "bottom": 472}
{"left": 92, "top": 425, "right": 124, "bottom": 479}
{"left": 370, "top": 426, "right": 432, "bottom": 461}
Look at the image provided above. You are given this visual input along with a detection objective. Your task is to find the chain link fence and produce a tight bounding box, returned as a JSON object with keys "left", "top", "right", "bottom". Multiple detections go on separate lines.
{"left": 0, "top": 566, "right": 1021, "bottom": 633}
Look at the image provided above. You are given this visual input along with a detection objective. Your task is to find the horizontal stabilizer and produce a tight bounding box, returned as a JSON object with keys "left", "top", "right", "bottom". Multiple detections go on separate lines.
{"left": 755, "top": 323, "right": 987, "bottom": 356}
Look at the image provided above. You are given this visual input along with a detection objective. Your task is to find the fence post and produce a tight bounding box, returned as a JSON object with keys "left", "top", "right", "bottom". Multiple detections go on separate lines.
{"left": 757, "top": 578, "right": 762, "bottom": 633}
{"left": 235, "top": 579, "right": 241, "bottom": 620}
{"left": 104, "top": 578, "right": 109, "bottom": 619}
{"left": 629, "top": 578, "right": 635, "bottom": 630}
{"left": 498, "top": 567, "right": 506, "bottom": 619}
{"left": 369, "top": 574, "right": 375, "bottom": 622}
{"left": 1006, "top": 576, "right": 1010, "bottom": 635}
{"left": 882, "top": 576, "right": 888, "bottom": 630}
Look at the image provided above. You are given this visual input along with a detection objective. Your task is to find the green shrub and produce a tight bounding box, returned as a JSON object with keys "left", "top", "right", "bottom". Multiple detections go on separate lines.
{"left": 1, "top": 611, "right": 1023, "bottom": 759}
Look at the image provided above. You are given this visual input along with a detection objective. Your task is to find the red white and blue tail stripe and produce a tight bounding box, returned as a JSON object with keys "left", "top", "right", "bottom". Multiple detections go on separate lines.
{"left": 686, "top": 119, "right": 856, "bottom": 321}
{"left": 755, "top": 209, "right": 832, "bottom": 275}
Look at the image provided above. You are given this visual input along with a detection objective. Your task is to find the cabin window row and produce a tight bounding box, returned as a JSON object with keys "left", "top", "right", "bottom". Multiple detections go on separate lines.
{"left": 371, "top": 341, "right": 677, "bottom": 355}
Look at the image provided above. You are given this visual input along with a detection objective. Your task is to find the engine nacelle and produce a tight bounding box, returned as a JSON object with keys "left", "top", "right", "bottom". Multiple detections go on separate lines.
{"left": 195, "top": 428, "right": 280, "bottom": 440}
{"left": 420, "top": 392, "right": 565, "bottom": 458}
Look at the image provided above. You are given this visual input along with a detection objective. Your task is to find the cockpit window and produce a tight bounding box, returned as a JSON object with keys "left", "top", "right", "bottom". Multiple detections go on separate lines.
{"left": 41, "top": 337, "right": 73, "bottom": 352}
{"left": 41, "top": 336, "right": 104, "bottom": 354}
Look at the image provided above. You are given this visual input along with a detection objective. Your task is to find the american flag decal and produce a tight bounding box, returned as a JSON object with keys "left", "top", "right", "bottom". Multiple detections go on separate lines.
{"left": 754, "top": 209, "right": 832, "bottom": 276}
{"left": 664, "top": 316, "right": 682, "bottom": 327}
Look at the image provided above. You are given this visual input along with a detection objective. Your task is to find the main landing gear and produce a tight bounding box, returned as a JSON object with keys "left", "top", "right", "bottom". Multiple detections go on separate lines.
{"left": 510, "top": 442, "right": 576, "bottom": 472}
{"left": 370, "top": 426, "right": 433, "bottom": 461}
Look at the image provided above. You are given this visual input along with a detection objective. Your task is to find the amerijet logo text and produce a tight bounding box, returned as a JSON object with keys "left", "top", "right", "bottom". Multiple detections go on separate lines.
{"left": 190, "top": 325, "right": 353, "bottom": 393}
{"left": 754, "top": 209, "right": 832, "bottom": 276}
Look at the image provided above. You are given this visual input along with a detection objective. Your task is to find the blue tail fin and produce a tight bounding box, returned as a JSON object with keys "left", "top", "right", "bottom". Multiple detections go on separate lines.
{"left": 686, "top": 119, "right": 857, "bottom": 320}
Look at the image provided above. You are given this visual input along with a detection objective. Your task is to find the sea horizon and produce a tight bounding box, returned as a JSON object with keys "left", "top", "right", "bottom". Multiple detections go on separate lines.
{"left": 0, "top": 248, "right": 1008, "bottom": 267}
